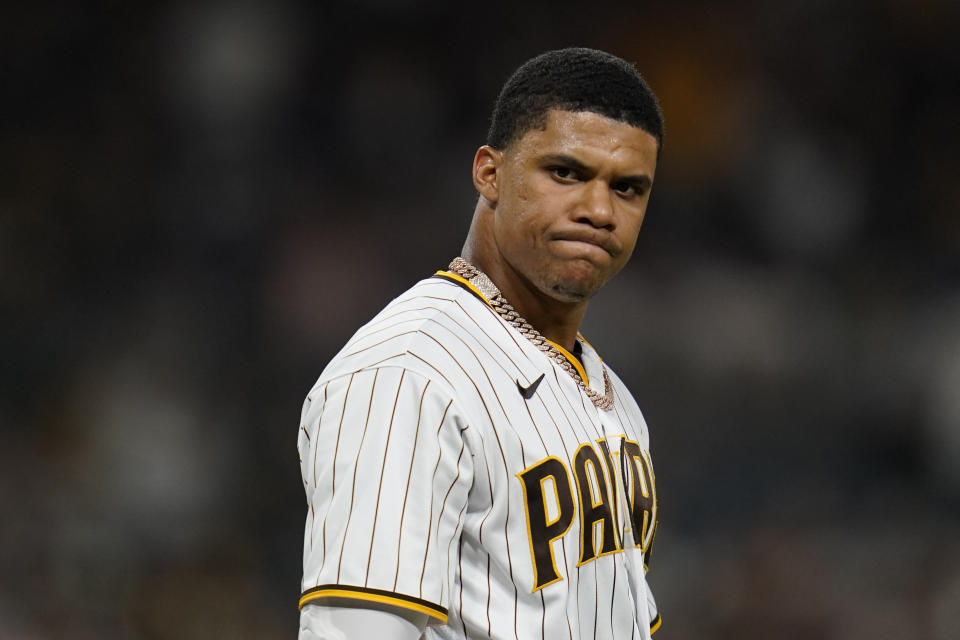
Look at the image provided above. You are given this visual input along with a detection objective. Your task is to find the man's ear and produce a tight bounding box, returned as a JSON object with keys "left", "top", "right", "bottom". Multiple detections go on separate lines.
{"left": 472, "top": 145, "right": 502, "bottom": 206}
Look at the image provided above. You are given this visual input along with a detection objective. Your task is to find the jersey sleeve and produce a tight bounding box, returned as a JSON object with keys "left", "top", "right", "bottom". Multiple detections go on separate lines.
{"left": 297, "top": 366, "right": 473, "bottom": 624}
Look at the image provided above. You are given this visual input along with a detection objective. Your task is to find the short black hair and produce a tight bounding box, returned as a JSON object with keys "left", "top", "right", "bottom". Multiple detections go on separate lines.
{"left": 487, "top": 47, "right": 664, "bottom": 151}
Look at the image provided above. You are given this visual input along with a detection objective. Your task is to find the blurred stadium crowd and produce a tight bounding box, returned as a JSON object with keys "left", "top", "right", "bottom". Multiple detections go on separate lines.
{"left": 2, "top": 1, "right": 959, "bottom": 637}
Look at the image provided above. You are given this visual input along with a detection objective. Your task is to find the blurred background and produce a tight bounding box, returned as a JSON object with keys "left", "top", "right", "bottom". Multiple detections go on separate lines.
{"left": 2, "top": 0, "right": 959, "bottom": 637}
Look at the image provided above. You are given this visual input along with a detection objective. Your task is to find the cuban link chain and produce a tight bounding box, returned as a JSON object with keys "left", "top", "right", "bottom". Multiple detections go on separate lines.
{"left": 448, "top": 257, "right": 615, "bottom": 411}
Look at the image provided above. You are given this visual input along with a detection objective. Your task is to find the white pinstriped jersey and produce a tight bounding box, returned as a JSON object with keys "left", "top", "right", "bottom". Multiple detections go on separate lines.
{"left": 297, "top": 272, "right": 661, "bottom": 639}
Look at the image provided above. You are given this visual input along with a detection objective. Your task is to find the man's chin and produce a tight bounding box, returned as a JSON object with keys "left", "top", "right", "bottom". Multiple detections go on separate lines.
{"left": 547, "top": 280, "right": 600, "bottom": 303}
{"left": 542, "top": 263, "right": 610, "bottom": 301}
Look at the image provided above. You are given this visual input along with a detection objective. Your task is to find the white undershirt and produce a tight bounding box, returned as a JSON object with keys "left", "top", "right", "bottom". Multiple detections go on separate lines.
{"left": 298, "top": 603, "right": 428, "bottom": 640}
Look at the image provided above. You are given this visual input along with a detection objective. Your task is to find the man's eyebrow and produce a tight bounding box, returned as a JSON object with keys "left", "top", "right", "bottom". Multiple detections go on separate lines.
{"left": 616, "top": 173, "right": 653, "bottom": 190}
{"left": 540, "top": 153, "right": 652, "bottom": 188}
{"left": 540, "top": 154, "right": 591, "bottom": 173}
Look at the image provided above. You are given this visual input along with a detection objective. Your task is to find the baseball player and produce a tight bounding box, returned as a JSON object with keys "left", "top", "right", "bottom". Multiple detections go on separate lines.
{"left": 297, "top": 48, "right": 664, "bottom": 639}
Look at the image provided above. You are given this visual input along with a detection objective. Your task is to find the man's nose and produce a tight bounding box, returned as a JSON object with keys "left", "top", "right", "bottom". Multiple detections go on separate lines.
{"left": 576, "top": 180, "right": 615, "bottom": 230}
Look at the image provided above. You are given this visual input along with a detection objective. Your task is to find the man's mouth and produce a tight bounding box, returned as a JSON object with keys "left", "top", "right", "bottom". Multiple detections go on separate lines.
{"left": 550, "top": 231, "right": 619, "bottom": 257}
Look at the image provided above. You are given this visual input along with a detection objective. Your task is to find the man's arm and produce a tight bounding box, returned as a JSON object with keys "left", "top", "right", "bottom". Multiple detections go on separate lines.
{"left": 297, "top": 366, "right": 471, "bottom": 627}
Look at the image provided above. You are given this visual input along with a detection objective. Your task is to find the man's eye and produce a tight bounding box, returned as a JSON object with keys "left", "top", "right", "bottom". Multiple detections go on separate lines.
{"left": 551, "top": 167, "right": 575, "bottom": 180}
{"left": 613, "top": 182, "right": 638, "bottom": 197}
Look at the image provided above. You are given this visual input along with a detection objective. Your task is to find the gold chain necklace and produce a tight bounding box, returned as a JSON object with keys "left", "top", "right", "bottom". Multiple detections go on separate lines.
{"left": 447, "top": 257, "right": 614, "bottom": 411}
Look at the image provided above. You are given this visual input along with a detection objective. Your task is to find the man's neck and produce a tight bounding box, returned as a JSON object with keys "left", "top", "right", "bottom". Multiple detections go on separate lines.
{"left": 460, "top": 250, "right": 587, "bottom": 353}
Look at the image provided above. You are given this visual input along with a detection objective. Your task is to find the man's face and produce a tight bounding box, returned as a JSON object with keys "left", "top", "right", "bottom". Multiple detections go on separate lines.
{"left": 488, "top": 109, "right": 659, "bottom": 303}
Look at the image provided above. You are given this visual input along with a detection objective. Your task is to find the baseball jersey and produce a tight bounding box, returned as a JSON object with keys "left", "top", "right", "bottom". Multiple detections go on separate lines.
{"left": 297, "top": 271, "right": 661, "bottom": 639}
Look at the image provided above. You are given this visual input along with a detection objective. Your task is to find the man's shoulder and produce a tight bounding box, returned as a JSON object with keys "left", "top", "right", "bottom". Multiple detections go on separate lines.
{"left": 356, "top": 274, "right": 500, "bottom": 350}
{"left": 314, "top": 274, "right": 510, "bottom": 388}
{"left": 370, "top": 274, "right": 487, "bottom": 328}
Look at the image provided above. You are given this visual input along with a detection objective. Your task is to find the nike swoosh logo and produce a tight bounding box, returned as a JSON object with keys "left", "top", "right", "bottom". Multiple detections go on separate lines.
{"left": 516, "top": 373, "right": 545, "bottom": 400}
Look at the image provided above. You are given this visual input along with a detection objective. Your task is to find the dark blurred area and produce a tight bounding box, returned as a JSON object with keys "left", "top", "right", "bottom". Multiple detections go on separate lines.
{"left": 2, "top": 1, "right": 959, "bottom": 637}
